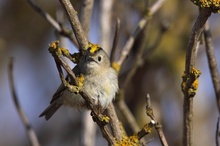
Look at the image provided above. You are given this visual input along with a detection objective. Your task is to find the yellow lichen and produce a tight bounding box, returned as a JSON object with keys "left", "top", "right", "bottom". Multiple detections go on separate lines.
{"left": 76, "top": 74, "right": 84, "bottom": 92}
{"left": 114, "top": 135, "right": 142, "bottom": 146}
{"left": 192, "top": 78, "right": 199, "bottom": 90}
{"left": 85, "top": 42, "right": 101, "bottom": 54}
{"left": 181, "top": 68, "right": 201, "bottom": 97}
{"left": 98, "top": 114, "right": 110, "bottom": 124}
{"left": 112, "top": 62, "right": 121, "bottom": 73}
{"left": 191, "top": 67, "right": 201, "bottom": 78}
{"left": 192, "top": 0, "right": 220, "bottom": 13}
{"left": 49, "top": 40, "right": 59, "bottom": 49}
{"left": 60, "top": 47, "right": 70, "bottom": 57}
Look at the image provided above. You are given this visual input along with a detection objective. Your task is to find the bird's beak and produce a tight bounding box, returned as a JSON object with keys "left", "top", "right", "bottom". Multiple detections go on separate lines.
{"left": 85, "top": 56, "right": 95, "bottom": 62}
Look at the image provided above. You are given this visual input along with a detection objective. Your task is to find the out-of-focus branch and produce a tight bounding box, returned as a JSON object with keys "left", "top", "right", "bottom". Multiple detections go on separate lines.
{"left": 116, "top": 0, "right": 166, "bottom": 67}
{"left": 216, "top": 117, "right": 220, "bottom": 146}
{"left": 27, "top": 0, "right": 78, "bottom": 46}
{"left": 123, "top": 21, "right": 168, "bottom": 90}
{"left": 146, "top": 94, "right": 168, "bottom": 146}
{"left": 110, "top": 18, "right": 120, "bottom": 62}
{"left": 80, "top": 0, "right": 94, "bottom": 39}
{"left": 81, "top": 111, "right": 96, "bottom": 146}
{"left": 114, "top": 0, "right": 166, "bottom": 137}
{"left": 182, "top": 8, "right": 212, "bottom": 146}
{"left": 8, "top": 58, "right": 40, "bottom": 146}
{"left": 116, "top": 91, "right": 140, "bottom": 133}
{"left": 100, "top": 0, "right": 114, "bottom": 55}
{"left": 59, "top": 0, "right": 88, "bottom": 50}
{"left": 143, "top": 20, "right": 170, "bottom": 59}
{"left": 204, "top": 22, "right": 220, "bottom": 113}
{"left": 122, "top": 24, "right": 148, "bottom": 89}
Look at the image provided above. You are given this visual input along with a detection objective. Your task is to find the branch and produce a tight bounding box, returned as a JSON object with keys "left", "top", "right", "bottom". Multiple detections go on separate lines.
{"left": 204, "top": 22, "right": 220, "bottom": 113}
{"left": 8, "top": 57, "right": 40, "bottom": 146}
{"left": 27, "top": 0, "right": 78, "bottom": 46}
{"left": 146, "top": 94, "right": 168, "bottom": 146}
{"left": 80, "top": 0, "right": 94, "bottom": 39}
{"left": 182, "top": 8, "right": 212, "bottom": 146}
{"left": 106, "top": 103, "right": 123, "bottom": 140}
{"left": 59, "top": 0, "right": 88, "bottom": 50}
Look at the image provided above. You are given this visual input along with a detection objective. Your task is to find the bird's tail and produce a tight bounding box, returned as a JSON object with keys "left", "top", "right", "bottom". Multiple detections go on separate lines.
{"left": 39, "top": 103, "right": 62, "bottom": 121}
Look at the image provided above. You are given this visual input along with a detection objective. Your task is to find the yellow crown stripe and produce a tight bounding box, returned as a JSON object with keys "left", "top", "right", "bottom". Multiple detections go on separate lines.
{"left": 87, "top": 43, "right": 101, "bottom": 54}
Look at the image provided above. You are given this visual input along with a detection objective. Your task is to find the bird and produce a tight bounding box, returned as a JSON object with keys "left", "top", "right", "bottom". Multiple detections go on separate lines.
{"left": 39, "top": 44, "right": 118, "bottom": 120}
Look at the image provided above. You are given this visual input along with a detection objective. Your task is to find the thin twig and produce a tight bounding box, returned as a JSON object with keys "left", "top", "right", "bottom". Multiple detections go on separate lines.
{"left": 110, "top": 18, "right": 120, "bottom": 62}
{"left": 27, "top": 0, "right": 78, "bottom": 46}
{"left": 216, "top": 117, "right": 220, "bottom": 146}
{"left": 183, "top": 8, "right": 212, "bottom": 146}
{"left": 80, "top": 0, "right": 94, "bottom": 39}
{"left": 143, "top": 20, "right": 169, "bottom": 59}
{"left": 59, "top": 0, "right": 88, "bottom": 50}
{"left": 116, "top": 0, "right": 166, "bottom": 67}
{"left": 123, "top": 21, "right": 168, "bottom": 90}
{"left": 8, "top": 57, "right": 40, "bottom": 146}
{"left": 137, "top": 120, "right": 155, "bottom": 140}
{"left": 122, "top": 23, "right": 148, "bottom": 89}
{"left": 204, "top": 22, "right": 220, "bottom": 113}
{"left": 146, "top": 94, "right": 168, "bottom": 146}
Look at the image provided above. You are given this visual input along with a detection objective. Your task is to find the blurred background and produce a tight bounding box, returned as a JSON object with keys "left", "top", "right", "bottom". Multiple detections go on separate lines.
{"left": 1, "top": 0, "right": 220, "bottom": 145}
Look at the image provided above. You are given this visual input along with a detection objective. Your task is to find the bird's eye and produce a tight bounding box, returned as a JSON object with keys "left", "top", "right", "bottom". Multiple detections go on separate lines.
{"left": 98, "top": 56, "right": 102, "bottom": 62}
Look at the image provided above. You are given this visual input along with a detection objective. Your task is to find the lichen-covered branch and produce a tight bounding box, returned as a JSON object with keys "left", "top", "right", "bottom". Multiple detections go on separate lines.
{"left": 182, "top": 7, "right": 212, "bottom": 146}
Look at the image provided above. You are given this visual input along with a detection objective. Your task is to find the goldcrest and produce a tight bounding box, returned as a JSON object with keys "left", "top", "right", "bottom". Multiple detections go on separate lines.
{"left": 39, "top": 44, "right": 118, "bottom": 120}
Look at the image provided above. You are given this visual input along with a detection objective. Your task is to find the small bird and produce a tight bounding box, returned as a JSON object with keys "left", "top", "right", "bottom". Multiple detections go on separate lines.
{"left": 39, "top": 44, "right": 118, "bottom": 120}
